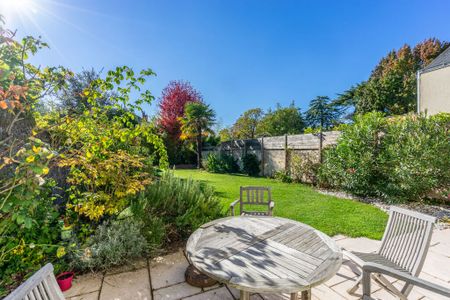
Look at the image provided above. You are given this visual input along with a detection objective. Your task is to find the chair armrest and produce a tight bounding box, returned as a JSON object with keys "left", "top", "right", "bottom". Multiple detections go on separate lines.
{"left": 229, "top": 199, "right": 239, "bottom": 216}
{"left": 362, "top": 262, "right": 450, "bottom": 298}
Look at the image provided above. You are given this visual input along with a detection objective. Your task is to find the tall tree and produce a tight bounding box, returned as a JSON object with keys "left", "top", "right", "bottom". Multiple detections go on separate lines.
{"left": 158, "top": 81, "right": 202, "bottom": 163}
{"left": 57, "top": 69, "right": 112, "bottom": 114}
{"left": 158, "top": 81, "right": 202, "bottom": 141}
{"left": 256, "top": 102, "right": 304, "bottom": 137}
{"left": 305, "top": 96, "right": 341, "bottom": 129}
{"left": 180, "top": 102, "right": 216, "bottom": 168}
{"left": 232, "top": 108, "right": 264, "bottom": 139}
{"left": 305, "top": 96, "right": 341, "bottom": 162}
{"left": 218, "top": 127, "right": 233, "bottom": 142}
{"left": 336, "top": 39, "right": 449, "bottom": 115}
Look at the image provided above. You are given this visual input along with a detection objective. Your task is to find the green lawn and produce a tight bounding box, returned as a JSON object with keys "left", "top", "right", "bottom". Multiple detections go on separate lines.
{"left": 174, "top": 169, "right": 388, "bottom": 240}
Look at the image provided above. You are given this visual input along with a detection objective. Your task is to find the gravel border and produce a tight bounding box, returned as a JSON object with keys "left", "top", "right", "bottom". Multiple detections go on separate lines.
{"left": 316, "top": 188, "right": 450, "bottom": 227}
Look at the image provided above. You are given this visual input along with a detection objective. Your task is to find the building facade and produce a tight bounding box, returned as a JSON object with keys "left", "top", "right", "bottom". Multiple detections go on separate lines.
{"left": 418, "top": 47, "right": 450, "bottom": 115}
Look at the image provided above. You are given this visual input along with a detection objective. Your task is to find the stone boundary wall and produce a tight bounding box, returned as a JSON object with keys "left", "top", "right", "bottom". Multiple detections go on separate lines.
{"left": 202, "top": 131, "right": 341, "bottom": 177}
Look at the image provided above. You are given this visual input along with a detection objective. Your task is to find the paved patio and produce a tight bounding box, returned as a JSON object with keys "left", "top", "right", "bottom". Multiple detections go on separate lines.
{"left": 63, "top": 228, "right": 450, "bottom": 300}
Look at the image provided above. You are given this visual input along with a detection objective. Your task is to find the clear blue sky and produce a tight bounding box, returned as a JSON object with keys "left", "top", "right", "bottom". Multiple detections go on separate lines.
{"left": 2, "top": 0, "right": 450, "bottom": 127}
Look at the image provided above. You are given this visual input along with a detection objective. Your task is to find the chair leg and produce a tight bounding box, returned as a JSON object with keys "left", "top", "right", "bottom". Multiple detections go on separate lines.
{"left": 240, "top": 290, "right": 250, "bottom": 300}
{"left": 290, "top": 292, "right": 298, "bottom": 300}
{"left": 347, "top": 275, "right": 362, "bottom": 294}
{"left": 372, "top": 273, "right": 407, "bottom": 300}
{"left": 401, "top": 282, "right": 413, "bottom": 298}
{"left": 300, "top": 288, "right": 311, "bottom": 300}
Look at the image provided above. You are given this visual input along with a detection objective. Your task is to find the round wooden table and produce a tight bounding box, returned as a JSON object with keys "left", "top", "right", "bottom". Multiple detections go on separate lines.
{"left": 186, "top": 216, "right": 342, "bottom": 300}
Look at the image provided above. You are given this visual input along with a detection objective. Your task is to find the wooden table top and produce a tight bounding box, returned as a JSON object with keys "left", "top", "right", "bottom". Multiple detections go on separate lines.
{"left": 186, "top": 216, "right": 342, "bottom": 293}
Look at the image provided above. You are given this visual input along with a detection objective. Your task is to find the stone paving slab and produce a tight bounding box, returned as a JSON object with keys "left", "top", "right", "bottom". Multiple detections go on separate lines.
{"left": 105, "top": 258, "right": 148, "bottom": 276}
{"left": 63, "top": 228, "right": 450, "bottom": 300}
{"left": 335, "top": 237, "right": 381, "bottom": 253}
{"left": 67, "top": 291, "right": 99, "bottom": 300}
{"left": 153, "top": 282, "right": 202, "bottom": 300}
{"left": 100, "top": 268, "right": 151, "bottom": 300}
{"left": 183, "top": 286, "right": 235, "bottom": 300}
{"left": 150, "top": 251, "right": 189, "bottom": 290}
{"left": 64, "top": 273, "right": 102, "bottom": 299}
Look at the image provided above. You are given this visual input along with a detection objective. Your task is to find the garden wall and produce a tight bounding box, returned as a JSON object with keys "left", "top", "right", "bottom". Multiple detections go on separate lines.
{"left": 203, "top": 131, "right": 341, "bottom": 177}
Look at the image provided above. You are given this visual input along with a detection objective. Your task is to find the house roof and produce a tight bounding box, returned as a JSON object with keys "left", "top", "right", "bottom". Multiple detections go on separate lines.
{"left": 421, "top": 46, "right": 450, "bottom": 73}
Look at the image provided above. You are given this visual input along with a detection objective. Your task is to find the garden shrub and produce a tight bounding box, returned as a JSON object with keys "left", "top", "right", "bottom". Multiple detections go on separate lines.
{"left": 0, "top": 178, "right": 63, "bottom": 295}
{"left": 0, "top": 138, "right": 67, "bottom": 296}
{"left": 319, "top": 112, "right": 450, "bottom": 202}
{"left": 318, "top": 112, "right": 386, "bottom": 196}
{"left": 70, "top": 219, "right": 147, "bottom": 271}
{"left": 290, "top": 152, "right": 320, "bottom": 184}
{"left": 0, "top": 19, "right": 169, "bottom": 295}
{"left": 131, "top": 172, "right": 224, "bottom": 243}
{"left": 273, "top": 170, "right": 293, "bottom": 183}
{"left": 205, "top": 153, "right": 240, "bottom": 173}
{"left": 204, "top": 153, "right": 222, "bottom": 172}
{"left": 242, "top": 153, "right": 260, "bottom": 176}
{"left": 377, "top": 113, "right": 450, "bottom": 201}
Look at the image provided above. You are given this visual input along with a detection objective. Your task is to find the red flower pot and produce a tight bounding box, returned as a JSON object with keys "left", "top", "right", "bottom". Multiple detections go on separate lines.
{"left": 56, "top": 272, "right": 74, "bottom": 292}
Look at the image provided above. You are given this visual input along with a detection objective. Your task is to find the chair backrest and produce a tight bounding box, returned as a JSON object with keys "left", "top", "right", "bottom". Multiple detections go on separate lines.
{"left": 240, "top": 186, "right": 272, "bottom": 205}
{"left": 378, "top": 207, "right": 436, "bottom": 276}
{"left": 5, "top": 263, "right": 65, "bottom": 300}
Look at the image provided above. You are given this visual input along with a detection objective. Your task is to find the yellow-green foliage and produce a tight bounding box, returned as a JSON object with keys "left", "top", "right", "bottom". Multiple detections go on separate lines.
{"left": 0, "top": 18, "right": 168, "bottom": 295}
{"left": 48, "top": 113, "right": 166, "bottom": 220}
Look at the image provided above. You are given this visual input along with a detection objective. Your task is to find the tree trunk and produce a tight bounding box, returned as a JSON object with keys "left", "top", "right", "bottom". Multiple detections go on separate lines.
{"left": 196, "top": 129, "right": 202, "bottom": 169}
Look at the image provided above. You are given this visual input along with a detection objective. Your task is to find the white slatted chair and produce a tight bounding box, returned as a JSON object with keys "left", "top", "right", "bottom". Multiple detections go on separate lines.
{"left": 362, "top": 262, "right": 450, "bottom": 299}
{"left": 344, "top": 207, "right": 436, "bottom": 300}
{"left": 229, "top": 186, "right": 274, "bottom": 216}
{"left": 5, "top": 263, "right": 65, "bottom": 300}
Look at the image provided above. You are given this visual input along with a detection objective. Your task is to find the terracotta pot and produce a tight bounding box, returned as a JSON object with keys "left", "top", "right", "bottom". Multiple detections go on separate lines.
{"left": 56, "top": 271, "right": 74, "bottom": 291}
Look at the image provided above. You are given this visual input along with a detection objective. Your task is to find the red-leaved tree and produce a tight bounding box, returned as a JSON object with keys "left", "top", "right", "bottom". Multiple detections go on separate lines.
{"left": 158, "top": 80, "right": 202, "bottom": 141}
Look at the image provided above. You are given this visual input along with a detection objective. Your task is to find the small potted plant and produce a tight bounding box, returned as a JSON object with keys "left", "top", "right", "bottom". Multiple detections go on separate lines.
{"left": 56, "top": 271, "right": 74, "bottom": 291}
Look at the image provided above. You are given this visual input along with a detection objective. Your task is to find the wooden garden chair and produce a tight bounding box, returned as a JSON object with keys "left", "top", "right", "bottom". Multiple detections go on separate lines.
{"left": 344, "top": 207, "right": 436, "bottom": 300}
{"left": 5, "top": 263, "right": 65, "bottom": 300}
{"left": 229, "top": 186, "right": 274, "bottom": 216}
{"left": 362, "top": 262, "right": 450, "bottom": 299}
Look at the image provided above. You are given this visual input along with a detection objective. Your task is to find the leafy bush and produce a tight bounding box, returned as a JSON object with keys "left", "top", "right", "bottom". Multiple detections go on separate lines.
{"left": 319, "top": 112, "right": 386, "bottom": 196}
{"left": 242, "top": 153, "right": 260, "bottom": 176}
{"left": 131, "top": 172, "right": 224, "bottom": 243}
{"left": 290, "top": 152, "right": 320, "bottom": 184}
{"left": 377, "top": 113, "right": 450, "bottom": 201}
{"left": 0, "top": 19, "right": 169, "bottom": 296}
{"left": 70, "top": 219, "right": 147, "bottom": 271}
{"left": 0, "top": 178, "right": 64, "bottom": 295}
{"left": 205, "top": 153, "right": 240, "bottom": 173}
{"left": 273, "top": 170, "right": 292, "bottom": 183}
{"left": 319, "top": 112, "right": 450, "bottom": 202}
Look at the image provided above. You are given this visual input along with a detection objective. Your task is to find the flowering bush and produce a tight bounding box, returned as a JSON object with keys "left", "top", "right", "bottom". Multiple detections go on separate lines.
{"left": 319, "top": 112, "right": 386, "bottom": 196}
{"left": 289, "top": 152, "right": 320, "bottom": 184}
{"left": 319, "top": 112, "right": 450, "bottom": 202}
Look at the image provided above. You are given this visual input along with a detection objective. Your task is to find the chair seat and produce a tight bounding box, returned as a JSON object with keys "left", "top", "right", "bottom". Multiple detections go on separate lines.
{"left": 351, "top": 251, "right": 410, "bottom": 274}
{"left": 242, "top": 211, "right": 270, "bottom": 216}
